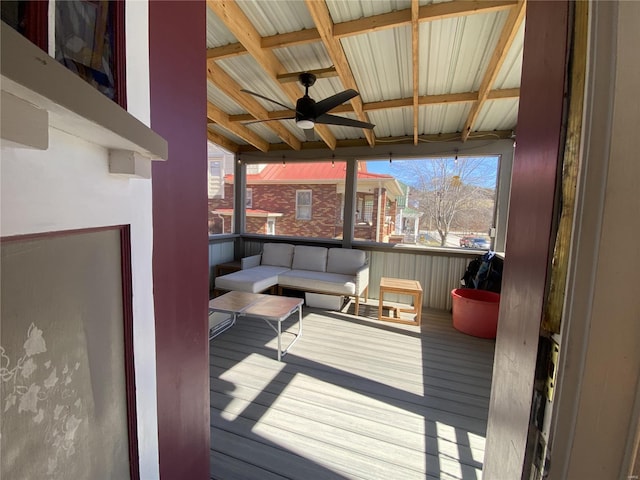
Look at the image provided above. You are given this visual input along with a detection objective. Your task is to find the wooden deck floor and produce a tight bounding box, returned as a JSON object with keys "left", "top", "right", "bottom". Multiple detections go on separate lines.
{"left": 210, "top": 301, "right": 495, "bottom": 480}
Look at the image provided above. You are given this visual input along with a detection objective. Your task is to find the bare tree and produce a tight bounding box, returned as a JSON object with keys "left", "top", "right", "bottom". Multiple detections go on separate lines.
{"left": 392, "top": 157, "right": 496, "bottom": 246}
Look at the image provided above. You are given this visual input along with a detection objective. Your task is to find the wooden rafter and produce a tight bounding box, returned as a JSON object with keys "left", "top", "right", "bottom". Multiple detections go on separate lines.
{"left": 204, "top": 0, "right": 523, "bottom": 151}
{"left": 305, "top": 0, "right": 375, "bottom": 147}
{"left": 237, "top": 129, "right": 514, "bottom": 152}
{"left": 411, "top": 0, "right": 420, "bottom": 145}
{"left": 461, "top": 0, "right": 526, "bottom": 141}
{"left": 207, "top": 130, "right": 239, "bottom": 153}
{"left": 206, "top": 42, "right": 247, "bottom": 60}
{"left": 207, "top": 102, "right": 269, "bottom": 152}
{"left": 206, "top": 0, "right": 517, "bottom": 61}
{"left": 261, "top": 27, "right": 321, "bottom": 50}
{"left": 334, "top": 0, "right": 516, "bottom": 37}
{"left": 206, "top": 60, "right": 301, "bottom": 150}
{"left": 206, "top": 0, "right": 337, "bottom": 150}
{"left": 277, "top": 67, "right": 338, "bottom": 83}
{"left": 227, "top": 88, "right": 520, "bottom": 122}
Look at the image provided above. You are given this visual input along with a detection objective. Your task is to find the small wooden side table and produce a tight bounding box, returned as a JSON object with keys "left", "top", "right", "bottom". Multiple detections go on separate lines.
{"left": 378, "top": 277, "right": 423, "bottom": 325}
{"left": 215, "top": 260, "right": 241, "bottom": 278}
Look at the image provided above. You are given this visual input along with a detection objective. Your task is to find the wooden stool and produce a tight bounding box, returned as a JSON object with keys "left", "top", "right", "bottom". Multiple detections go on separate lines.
{"left": 378, "top": 277, "right": 423, "bottom": 325}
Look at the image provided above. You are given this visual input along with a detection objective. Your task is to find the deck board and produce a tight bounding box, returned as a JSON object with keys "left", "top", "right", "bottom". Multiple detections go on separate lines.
{"left": 210, "top": 300, "right": 495, "bottom": 480}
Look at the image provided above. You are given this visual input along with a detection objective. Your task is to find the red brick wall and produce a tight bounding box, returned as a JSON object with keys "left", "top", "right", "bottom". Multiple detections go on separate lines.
{"left": 256, "top": 183, "right": 340, "bottom": 237}
{"left": 209, "top": 181, "right": 396, "bottom": 240}
{"left": 210, "top": 183, "right": 343, "bottom": 238}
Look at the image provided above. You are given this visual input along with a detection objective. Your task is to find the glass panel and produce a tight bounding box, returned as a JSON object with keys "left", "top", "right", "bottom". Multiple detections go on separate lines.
{"left": 295, "top": 190, "right": 312, "bottom": 220}
{"left": 55, "top": 1, "right": 117, "bottom": 101}
{"left": 357, "top": 156, "right": 499, "bottom": 248}
{"left": 266, "top": 219, "right": 275, "bottom": 235}
{"left": 1, "top": 229, "right": 132, "bottom": 479}
{"left": 243, "top": 161, "right": 346, "bottom": 239}
{"left": 207, "top": 144, "right": 235, "bottom": 235}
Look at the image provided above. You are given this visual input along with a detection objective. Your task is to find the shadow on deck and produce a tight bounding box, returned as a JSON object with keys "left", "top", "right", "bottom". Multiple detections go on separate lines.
{"left": 210, "top": 300, "right": 495, "bottom": 480}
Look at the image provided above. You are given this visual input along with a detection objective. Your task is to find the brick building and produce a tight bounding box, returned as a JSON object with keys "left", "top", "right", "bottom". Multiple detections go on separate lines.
{"left": 209, "top": 162, "right": 405, "bottom": 242}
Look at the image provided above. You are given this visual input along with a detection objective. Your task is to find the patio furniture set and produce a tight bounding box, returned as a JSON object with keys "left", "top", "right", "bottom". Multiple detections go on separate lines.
{"left": 210, "top": 243, "right": 423, "bottom": 360}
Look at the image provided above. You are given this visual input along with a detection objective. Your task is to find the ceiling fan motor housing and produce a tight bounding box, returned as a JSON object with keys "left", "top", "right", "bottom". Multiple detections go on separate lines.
{"left": 295, "top": 95, "right": 316, "bottom": 129}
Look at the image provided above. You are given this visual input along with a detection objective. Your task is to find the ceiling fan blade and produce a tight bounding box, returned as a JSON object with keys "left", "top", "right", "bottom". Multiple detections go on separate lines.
{"left": 243, "top": 116, "right": 295, "bottom": 126}
{"left": 315, "top": 113, "right": 375, "bottom": 129}
{"left": 240, "top": 89, "right": 295, "bottom": 112}
{"left": 314, "top": 89, "right": 359, "bottom": 116}
{"left": 304, "top": 128, "right": 315, "bottom": 142}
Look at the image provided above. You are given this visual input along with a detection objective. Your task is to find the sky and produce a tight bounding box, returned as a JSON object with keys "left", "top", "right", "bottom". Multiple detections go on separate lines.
{"left": 364, "top": 156, "right": 499, "bottom": 188}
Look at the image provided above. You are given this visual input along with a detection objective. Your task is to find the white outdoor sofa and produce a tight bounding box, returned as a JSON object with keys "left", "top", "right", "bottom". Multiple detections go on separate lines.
{"left": 214, "top": 243, "right": 369, "bottom": 316}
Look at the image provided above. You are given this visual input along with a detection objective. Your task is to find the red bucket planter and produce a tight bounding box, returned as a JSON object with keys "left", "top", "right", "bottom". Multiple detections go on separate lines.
{"left": 451, "top": 288, "right": 500, "bottom": 339}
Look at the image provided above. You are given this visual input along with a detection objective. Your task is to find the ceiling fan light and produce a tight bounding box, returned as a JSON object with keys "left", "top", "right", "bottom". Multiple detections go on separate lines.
{"left": 296, "top": 119, "right": 314, "bottom": 129}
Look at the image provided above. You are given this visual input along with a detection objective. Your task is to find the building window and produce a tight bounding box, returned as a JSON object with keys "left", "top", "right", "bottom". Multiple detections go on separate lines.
{"left": 266, "top": 218, "right": 275, "bottom": 235}
{"left": 55, "top": 0, "right": 127, "bottom": 107}
{"left": 207, "top": 144, "right": 235, "bottom": 236}
{"left": 237, "top": 161, "right": 344, "bottom": 240}
{"left": 208, "top": 160, "right": 222, "bottom": 199}
{"left": 296, "top": 190, "right": 312, "bottom": 220}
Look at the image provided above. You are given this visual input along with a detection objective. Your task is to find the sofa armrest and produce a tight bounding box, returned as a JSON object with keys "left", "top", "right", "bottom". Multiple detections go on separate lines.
{"left": 241, "top": 254, "right": 261, "bottom": 269}
{"left": 354, "top": 263, "right": 370, "bottom": 295}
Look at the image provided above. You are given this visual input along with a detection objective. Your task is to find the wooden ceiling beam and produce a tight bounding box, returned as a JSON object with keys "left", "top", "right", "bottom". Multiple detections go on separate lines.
{"left": 207, "top": 1, "right": 518, "bottom": 60}
{"left": 462, "top": 0, "right": 526, "bottom": 141}
{"left": 261, "top": 27, "right": 321, "bottom": 49}
{"left": 207, "top": 129, "right": 240, "bottom": 153}
{"left": 237, "top": 129, "right": 515, "bottom": 152}
{"left": 411, "top": 0, "right": 420, "bottom": 145}
{"left": 305, "top": 0, "right": 375, "bottom": 147}
{"left": 207, "top": 102, "right": 270, "bottom": 152}
{"left": 227, "top": 88, "right": 520, "bottom": 121}
{"left": 207, "top": 0, "right": 337, "bottom": 150}
{"left": 206, "top": 42, "right": 247, "bottom": 60}
{"left": 277, "top": 67, "right": 338, "bottom": 83}
{"left": 333, "top": 0, "right": 517, "bottom": 37}
{"left": 207, "top": 60, "right": 301, "bottom": 150}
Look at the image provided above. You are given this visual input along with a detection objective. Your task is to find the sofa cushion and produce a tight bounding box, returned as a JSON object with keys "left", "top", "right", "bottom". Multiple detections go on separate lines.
{"left": 261, "top": 243, "right": 295, "bottom": 268}
{"left": 215, "top": 265, "right": 289, "bottom": 293}
{"left": 292, "top": 245, "right": 328, "bottom": 272}
{"left": 326, "top": 248, "right": 366, "bottom": 275}
{"left": 278, "top": 270, "right": 356, "bottom": 296}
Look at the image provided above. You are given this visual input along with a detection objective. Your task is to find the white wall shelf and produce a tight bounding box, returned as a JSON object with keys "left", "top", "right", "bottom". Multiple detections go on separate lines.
{"left": 0, "top": 23, "right": 167, "bottom": 161}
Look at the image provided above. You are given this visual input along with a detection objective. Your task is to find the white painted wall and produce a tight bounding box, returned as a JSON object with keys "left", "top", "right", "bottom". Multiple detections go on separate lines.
{"left": 1, "top": 2, "right": 160, "bottom": 478}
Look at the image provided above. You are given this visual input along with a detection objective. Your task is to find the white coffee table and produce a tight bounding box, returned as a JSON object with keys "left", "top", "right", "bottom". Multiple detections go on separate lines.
{"left": 209, "top": 291, "right": 303, "bottom": 361}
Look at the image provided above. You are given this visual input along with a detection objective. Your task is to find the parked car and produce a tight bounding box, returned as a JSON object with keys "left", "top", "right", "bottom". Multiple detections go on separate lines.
{"left": 470, "top": 237, "right": 491, "bottom": 249}
{"left": 459, "top": 236, "right": 474, "bottom": 247}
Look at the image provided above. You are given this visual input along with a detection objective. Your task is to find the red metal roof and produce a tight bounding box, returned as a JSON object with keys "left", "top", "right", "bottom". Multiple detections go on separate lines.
{"left": 228, "top": 162, "right": 394, "bottom": 183}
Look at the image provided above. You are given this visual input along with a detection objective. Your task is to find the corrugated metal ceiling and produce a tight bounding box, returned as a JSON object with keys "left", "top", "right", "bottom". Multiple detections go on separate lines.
{"left": 205, "top": 0, "right": 525, "bottom": 152}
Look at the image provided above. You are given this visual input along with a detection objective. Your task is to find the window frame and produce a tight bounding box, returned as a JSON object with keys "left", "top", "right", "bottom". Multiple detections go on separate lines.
{"left": 295, "top": 189, "right": 312, "bottom": 221}
{"left": 353, "top": 156, "right": 500, "bottom": 249}
{"left": 223, "top": 140, "right": 513, "bottom": 251}
{"left": 53, "top": 0, "right": 127, "bottom": 108}
{"left": 266, "top": 218, "right": 275, "bottom": 235}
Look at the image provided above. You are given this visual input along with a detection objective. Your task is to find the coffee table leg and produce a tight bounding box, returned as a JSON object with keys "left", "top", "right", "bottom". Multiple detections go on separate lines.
{"left": 277, "top": 318, "right": 282, "bottom": 362}
{"left": 277, "top": 306, "right": 303, "bottom": 361}
{"left": 259, "top": 305, "right": 303, "bottom": 361}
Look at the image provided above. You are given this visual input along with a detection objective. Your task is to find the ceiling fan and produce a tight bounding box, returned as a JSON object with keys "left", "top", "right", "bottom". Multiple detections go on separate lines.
{"left": 241, "top": 72, "right": 375, "bottom": 141}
